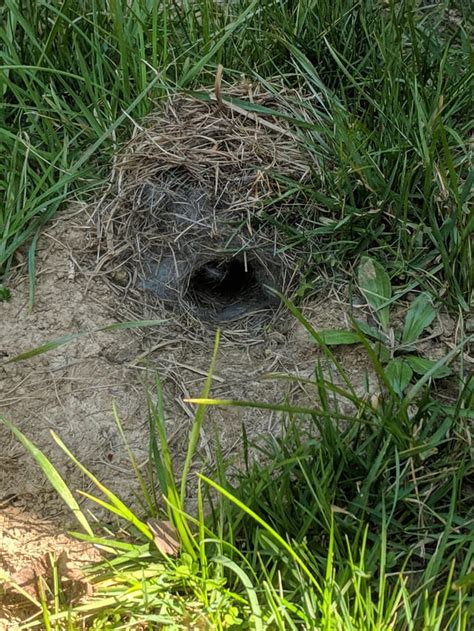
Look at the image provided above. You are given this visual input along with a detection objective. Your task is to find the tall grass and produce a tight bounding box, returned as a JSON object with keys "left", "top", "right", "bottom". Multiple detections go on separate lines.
{"left": 1, "top": 0, "right": 472, "bottom": 305}
{"left": 1, "top": 314, "right": 472, "bottom": 628}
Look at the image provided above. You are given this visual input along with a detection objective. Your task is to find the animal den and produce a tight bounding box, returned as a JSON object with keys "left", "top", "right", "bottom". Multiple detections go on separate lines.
{"left": 1, "top": 86, "right": 368, "bottom": 603}
{"left": 86, "top": 85, "right": 332, "bottom": 467}
{"left": 84, "top": 84, "right": 376, "bottom": 493}
{"left": 93, "top": 87, "right": 312, "bottom": 332}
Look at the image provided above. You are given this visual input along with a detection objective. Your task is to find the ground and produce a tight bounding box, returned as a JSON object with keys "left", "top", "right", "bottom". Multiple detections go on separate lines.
{"left": 0, "top": 209, "right": 462, "bottom": 626}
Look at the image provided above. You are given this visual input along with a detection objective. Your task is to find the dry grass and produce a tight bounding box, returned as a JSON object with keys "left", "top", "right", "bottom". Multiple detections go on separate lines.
{"left": 90, "top": 81, "right": 315, "bottom": 335}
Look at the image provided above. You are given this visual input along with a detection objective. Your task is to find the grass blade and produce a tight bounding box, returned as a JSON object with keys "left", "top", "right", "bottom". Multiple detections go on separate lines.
{"left": 358, "top": 256, "right": 392, "bottom": 331}
{"left": 0, "top": 417, "right": 93, "bottom": 536}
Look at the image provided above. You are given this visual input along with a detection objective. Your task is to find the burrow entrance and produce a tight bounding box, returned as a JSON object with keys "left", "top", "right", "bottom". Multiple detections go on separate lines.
{"left": 92, "top": 88, "right": 310, "bottom": 335}
{"left": 185, "top": 255, "right": 277, "bottom": 322}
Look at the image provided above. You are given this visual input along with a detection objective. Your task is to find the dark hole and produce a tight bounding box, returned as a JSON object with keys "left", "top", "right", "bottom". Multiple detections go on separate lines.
{"left": 187, "top": 257, "right": 272, "bottom": 320}
{"left": 191, "top": 258, "right": 257, "bottom": 299}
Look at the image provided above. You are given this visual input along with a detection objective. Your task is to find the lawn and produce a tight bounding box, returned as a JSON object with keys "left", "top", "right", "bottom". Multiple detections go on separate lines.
{"left": 0, "top": 1, "right": 472, "bottom": 629}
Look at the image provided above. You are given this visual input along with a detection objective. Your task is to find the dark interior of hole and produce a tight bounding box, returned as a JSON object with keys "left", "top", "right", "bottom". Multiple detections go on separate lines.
{"left": 190, "top": 258, "right": 258, "bottom": 303}
{"left": 186, "top": 255, "right": 277, "bottom": 317}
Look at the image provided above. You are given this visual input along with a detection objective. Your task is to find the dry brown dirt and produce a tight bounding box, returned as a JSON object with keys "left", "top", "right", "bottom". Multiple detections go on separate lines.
{"left": 2, "top": 207, "right": 460, "bottom": 627}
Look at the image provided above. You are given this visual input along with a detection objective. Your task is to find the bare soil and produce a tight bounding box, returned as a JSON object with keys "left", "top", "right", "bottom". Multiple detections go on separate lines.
{"left": 0, "top": 208, "right": 459, "bottom": 627}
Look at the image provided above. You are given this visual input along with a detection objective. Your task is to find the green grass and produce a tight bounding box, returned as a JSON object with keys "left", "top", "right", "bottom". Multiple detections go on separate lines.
{"left": 0, "top": 0, "right": 473, "bottom": 628}
{"left": 1, "top": 315, "right": 472, "bottom": 629}
{"left": 1, "top": 0, "right": 472, "bottom": 305}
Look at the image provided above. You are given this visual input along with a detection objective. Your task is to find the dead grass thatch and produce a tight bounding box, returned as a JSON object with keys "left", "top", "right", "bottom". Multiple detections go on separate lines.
{"left": 91, "top": 81, "right": 314, "bottom": 336}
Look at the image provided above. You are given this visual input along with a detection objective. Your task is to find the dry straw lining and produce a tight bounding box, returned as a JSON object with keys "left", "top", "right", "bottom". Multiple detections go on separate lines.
{"left": 92, "top": 83, "right": 313, "bottom": 331}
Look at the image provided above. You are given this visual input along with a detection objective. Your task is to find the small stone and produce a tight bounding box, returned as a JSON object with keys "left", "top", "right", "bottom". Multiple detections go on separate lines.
{"left": 465, "top": 317, "right": 474, "bottom": 334}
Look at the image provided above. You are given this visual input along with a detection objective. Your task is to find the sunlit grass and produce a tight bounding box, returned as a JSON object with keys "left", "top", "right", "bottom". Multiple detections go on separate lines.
{"left": 1, "top": 0, "right": 472, "bottom": 305}
{"left": 1, "top": 0, "right": 472, "bottom": 628}
{"left": 1, "top": 313, "right": 472, "bottom": 628}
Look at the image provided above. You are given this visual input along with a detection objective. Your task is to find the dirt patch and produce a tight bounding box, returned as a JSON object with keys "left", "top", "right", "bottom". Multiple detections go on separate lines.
{"left": 1, "top": 86, "right": 461, "bottom": 623}
{"left": 0, "top": 209, "right": 374, "bottom": 614}
{"left": 1, "top": 505, "right": 101, "bottom": 626}
{"left": 0, "top": 221, "right": 146, "bottom": 524}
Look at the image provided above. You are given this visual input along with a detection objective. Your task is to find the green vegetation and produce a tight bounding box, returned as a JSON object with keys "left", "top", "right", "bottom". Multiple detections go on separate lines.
{"left": 1, "top": 0, "right": 472, "bottom": 305}
{"left": 318, "top": 256, "right": 455, "bottom": 394}
{"left": 1, "top": 0, "right": 472, "bottom": 629}
{"left": 1, "top": 315, "right": 472, "bottom": 628}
